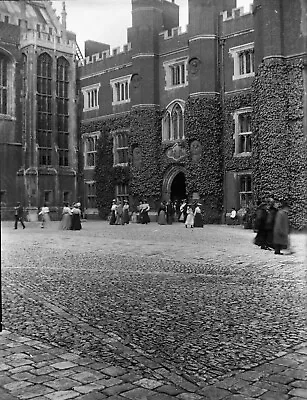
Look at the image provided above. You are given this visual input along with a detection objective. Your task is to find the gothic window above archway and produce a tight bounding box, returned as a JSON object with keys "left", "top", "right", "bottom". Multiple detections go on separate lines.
{"left": 57, "top": 57, "right": 69, "bottom": 166}
{"left": 162, "top": 101, "right": 184, "bottom": 142}
{"left": 0, "top": 52, "right": 15, "bottom": 117}
{"left": 37, "top": 53, "right": 52, "bottom": 166}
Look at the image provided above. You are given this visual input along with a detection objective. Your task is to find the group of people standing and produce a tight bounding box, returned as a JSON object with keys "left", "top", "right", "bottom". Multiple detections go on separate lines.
{"left": 157, "top": 199, "right": 203, "bottom": 228}
{"left": 109, "top": 199, "right": 131, "bottom": 225}
{"left": 59, "top": 202, "right": 82, "bottom": 230}
{"left": 254, "top": 198, "right": 291, "bottom": 255}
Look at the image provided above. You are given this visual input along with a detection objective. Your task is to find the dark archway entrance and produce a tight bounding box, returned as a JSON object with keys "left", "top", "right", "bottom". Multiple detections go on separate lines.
{"left": 170, "top": 172, "right": 186, "bottom": 202}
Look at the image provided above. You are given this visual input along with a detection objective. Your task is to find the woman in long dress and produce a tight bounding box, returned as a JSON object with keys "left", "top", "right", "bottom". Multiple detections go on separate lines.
{"left": 70, "top": 203, "right": 82, "bottom": 230}
{"left": 185, "top": 205, "right": 194, "bottom": 228}
{"left": 39, "top": 203, "right": 50, "bottom": 228}
{"left": 157, "top": 201, "right": 167, "bottom": 225}
{"left": 60, "top": 202, "right": 72, "bottom": 230}
{"left": 141, "top": 200, "right": 150, "bottom": 224}
{"left": 123, "top": 200, "right": 130, "bottom": 224}
{"left": 194, "top": 203, "right": 203, "bottom": 228}
{"left": 109, "top": 199, "right": 117, "bottom": 225}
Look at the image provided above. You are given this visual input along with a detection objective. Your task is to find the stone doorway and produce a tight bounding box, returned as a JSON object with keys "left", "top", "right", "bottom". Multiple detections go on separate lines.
{"left": 162, "top": 166, "right": 186, "bottom": 202}
{"left": 170, "top": 171, "right": 186, "bottom": 202}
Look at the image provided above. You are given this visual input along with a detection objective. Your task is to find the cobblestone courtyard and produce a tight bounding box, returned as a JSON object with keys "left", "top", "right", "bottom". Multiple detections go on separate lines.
{"left": 1, "top": 220, "right": 307, "bottom": 399}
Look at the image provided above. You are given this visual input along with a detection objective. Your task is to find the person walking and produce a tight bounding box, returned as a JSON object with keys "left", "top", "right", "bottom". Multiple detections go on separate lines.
{"left": 185, "top": 204, "right": 194, "bottom": 228}
{"left": 265, "top": 198, "right": 278, "bottom": 249}
{"left": 179, "top": 199, "right": 188, "bottom": 223}
{"left": 115, "top": 200, "right": 124, "bottom": 225}
{"left": 166, "top": 201, "right": 174, "bottom": 225}
{"left": 273, "top": 200, "right": 290, "bottom": 255}
{"left": 194, "top": 203, "right": 203, "bottom": 228}
{"left": 70, "top": 203, "right": 82, "bottom": 230}
{"left": 109, "top": 199, "right": 117, "bottom": 225}
{"left": 60, "top": 202, "right": 72, "bottom": 230}
{"left": 14, "top": 202, "right": 25, "bottom": 229}
{"left": 157, "top": 201, "right": 167, "bottom": 225}
{"left": 253, "top": 201, "right": 268, "bottom": 249}
{"left": 39, "top": 203, "right": 50, "bottom": 228}
{"left": 123, "top": 200, "right": 130, "bottom": 224}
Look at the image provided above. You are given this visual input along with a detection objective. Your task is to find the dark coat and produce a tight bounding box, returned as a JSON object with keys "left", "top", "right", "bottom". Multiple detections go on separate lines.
{"left": 273, "top": 209, "right": 289, "bottom": 247}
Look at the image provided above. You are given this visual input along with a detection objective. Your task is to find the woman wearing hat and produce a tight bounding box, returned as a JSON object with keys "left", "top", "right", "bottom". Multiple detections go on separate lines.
{"left": 109, "top": 199, "right": 117, "bottom": 225}
{"left": 185, "top": 204, "right": 194, "bottom": 228}
{"left": 60, "top": 202, "right": 72, "bottom": 230}
{"left": 194, "top": 203, "right": 203, "bottom": 228}
{"left": 70, "top": 203, "right": 82, "bottom": 230}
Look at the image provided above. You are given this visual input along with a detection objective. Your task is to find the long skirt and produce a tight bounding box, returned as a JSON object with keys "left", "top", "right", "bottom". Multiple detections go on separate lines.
{"left": 109, "top": 210, "right": 116, "bottom": 225}
{"left": 60, "top": 214, "right": 71, "bottom": 230}
{"left": 71, "top": 214, "right": 82, "bottom": 230}
{"left": 131, "top": 213, "right": 138, "bottom": 223}
{"left": 185, "top": 214, "right": 194, "bottom": 227}
{"left": 194, "top": 213, "right": 203, "bottom": 228}
{"left": 141, "top": 211, "right": 150, "bottom": 224}
{"left": 158, "top": 210, "right": 167, "bottom": 225}
{"left": 41, "top": 213, "right": 51, "bottom": 227}
{"left": 123, "top": 209, "right": 130, "bottom": 224}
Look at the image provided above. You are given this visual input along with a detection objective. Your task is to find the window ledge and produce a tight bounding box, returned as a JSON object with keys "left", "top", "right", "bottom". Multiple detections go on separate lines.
{"left": 234, "top": 152, "right": 252, "bottom": 157}
{"left": 162, "top": 138, "right": 185, "bottom": 143}
{"left": 232, "top": 73, "right": 255, "bottom": 81}
{"left": 114, "top": 163, "right": 128, "bottom": 167}
{"left": 165, "top": 83, "right": 188, "bottom": 91}
{"left": 112, "top": 99, "right": 131, "bottom": 106}
{"left": 83, "top": 106, "right": 99, "bottom": 112}
{"left": 84, "top": 166, "right": 95, "bottom": 170}
{"left": 0, "top": 114, "right": 15, "bottom": 121}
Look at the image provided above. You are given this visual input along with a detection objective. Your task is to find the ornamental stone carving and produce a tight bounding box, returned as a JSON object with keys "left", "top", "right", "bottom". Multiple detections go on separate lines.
{"left": 190, "top": 140, "right": 202, "bottom": 162}
{"left": 189, "top": 58, "right": 201, "bottom": 75}
{"left": 132, "top": 146, "right": 142, "bottom": 168}
{"left": 131, "top": 73, "right": 142, "bottom": 89}
{"left": 166, "top": 143, "right": 186, "bottom": 161}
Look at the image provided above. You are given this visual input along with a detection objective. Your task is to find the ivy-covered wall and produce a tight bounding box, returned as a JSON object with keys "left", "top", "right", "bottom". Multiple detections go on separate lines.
{"left": 252, "top": 58, "right": 306, "bottom": 230}
{"left": 184, "top": 95, "right": 223, "bottom": 223}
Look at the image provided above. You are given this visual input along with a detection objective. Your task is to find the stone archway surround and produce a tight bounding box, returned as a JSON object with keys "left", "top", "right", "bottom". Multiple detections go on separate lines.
{"left": 162, "top": 165, "right": 186, "bottom": 201}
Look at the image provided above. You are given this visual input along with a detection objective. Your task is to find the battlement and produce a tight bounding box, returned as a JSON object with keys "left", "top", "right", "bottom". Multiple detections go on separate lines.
{"left": 20, "top": 29, "right": 75, "bottom": 53}
{"left": 159, "top": 24, "right": 188, "bottom": 40}
{"left": 77, "top": 42, "right": 132, "bottom": 67}
{"left": 220, "top": 5, "right": 253, "bottom": 22}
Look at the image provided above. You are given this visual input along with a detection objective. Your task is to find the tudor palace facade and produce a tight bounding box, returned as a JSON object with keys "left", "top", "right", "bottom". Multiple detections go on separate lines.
{"left": 1, "top": 0, "right": 306, "bottom": 228}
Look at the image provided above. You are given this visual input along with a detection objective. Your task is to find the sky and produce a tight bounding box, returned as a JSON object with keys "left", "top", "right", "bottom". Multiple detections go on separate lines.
{"left": 52, "top": 0, "right": 253, "bottom": 54}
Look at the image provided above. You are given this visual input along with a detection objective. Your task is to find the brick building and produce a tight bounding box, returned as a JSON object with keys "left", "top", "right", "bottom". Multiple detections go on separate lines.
{"left": 78, "top": 0, "right": 306, "bottom": 228}
{"left": 1, "top": 0, "right": 306, "bottom": 228}
{"left": 0, "top": 1, "right": 78, "bottom": 220}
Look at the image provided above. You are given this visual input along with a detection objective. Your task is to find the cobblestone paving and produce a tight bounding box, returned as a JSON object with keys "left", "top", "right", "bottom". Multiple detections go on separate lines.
{"left": 1, "top": 220, "right": 307, "bottom": 399}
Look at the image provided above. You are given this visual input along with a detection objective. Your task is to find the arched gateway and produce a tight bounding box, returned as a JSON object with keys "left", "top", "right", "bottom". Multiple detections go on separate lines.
{"left": 162, "top": 166, "right": 186, "bottom": 202}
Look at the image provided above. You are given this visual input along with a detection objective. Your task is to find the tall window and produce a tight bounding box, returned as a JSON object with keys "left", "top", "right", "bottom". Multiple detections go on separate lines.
{"left": 115, "top": 184, "right": 128, "bottom": 202}
{"left": 233, "top": 108, "right": 252, "bottom": 156}
{"left": 85, "top": 181, "right": 96, "bottom": 209}
{"left": 0, "top": 55, "right": 8, "bottom": 114}
{"left": 239, "top": 174, "right": 252, "bottom": 208}
{"left": 82, "top": 83, "right": 100, "bottom": 111}
{"left": 37, "top": 53, "right": 52, "bottom": 166}
{"left": 113, "top": 131, "right": 129, "bottom": 166}
{"left": 110, "top": 75, "right": 131, "bottom": 105}
{"left": 84, "top": 132, "right": 100, "bottom": 168}
{"left": 162, "top": 101, "right": 185, "bottom": 141}
{"left": 163, "top": 58, "right": 188, "bottom": 90}
{"left": 229, "top": 43, "right": 255, "bottom": 80}
{"left": 57, "top": 57, "right": 69, "bottom": 166}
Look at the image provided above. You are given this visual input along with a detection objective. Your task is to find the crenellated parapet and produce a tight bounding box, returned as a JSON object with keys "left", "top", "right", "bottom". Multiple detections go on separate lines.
{"left": 159, "top": 25, "right": 188, "bottom": 40}
{"left": 220, "top": 5, "right": 254, "bottom": 36}
{"left": 77, "top": 43, "right": 132, "bottom": 67}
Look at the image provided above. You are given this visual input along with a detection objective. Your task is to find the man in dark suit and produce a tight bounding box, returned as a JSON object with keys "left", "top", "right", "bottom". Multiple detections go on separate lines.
{"left": 14, "top": 202, "right": 25, "bottom": 229}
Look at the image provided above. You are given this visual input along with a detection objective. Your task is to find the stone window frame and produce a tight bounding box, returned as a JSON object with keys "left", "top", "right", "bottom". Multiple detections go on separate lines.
{"left": 85, "top": 180, "right": 97, "bottom": 210}
{"left": 229, "top": 43, "right": 255, "bottom": 80}
{"left": 162, "top": 100, "right": 185, "bottom": 142}
{"left": 112, "top": 129, "right": 129, "bottom": 167}
{"left": 0, "top": 50, "right": 16, "bottom": 119}
{"left": 233, "top": 107, "right": 252, "bottom": 156}
{"left": 237, "top": 171, "right": 253, "bottom": 208}
{"left": 110, "top": 74, "right": 132, "bottom": 105}
{"left": 83, "top": 131, "right": 100, "bottom": 169}
{"left": 163, "top": 57, "right": 188, "bottom": 91}
{"left": 82, "top": 83, "right": 101, "bottom": 111}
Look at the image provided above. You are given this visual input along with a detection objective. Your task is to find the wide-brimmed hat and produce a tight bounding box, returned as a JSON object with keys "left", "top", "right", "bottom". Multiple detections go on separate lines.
{"left": 124, "top": 199, "right": 128, "bottom": 203}
{"left": 75, "top": 202, "right": 81, "bottom": 207}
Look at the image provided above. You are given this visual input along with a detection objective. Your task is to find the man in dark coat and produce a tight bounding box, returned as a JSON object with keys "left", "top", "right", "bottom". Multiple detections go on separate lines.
{"left": 265, "top": 198, "right": 278, "bottom": 249}
{"left": 14, "top": 202, "right": 25, "bottom": 229}
{"left": 253, "top": 201, "right": 267, "bottom": 249}
{"left": 273, "top": 201, "right": 290, "bottom": 255}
